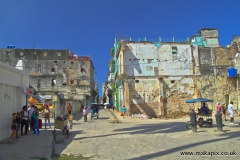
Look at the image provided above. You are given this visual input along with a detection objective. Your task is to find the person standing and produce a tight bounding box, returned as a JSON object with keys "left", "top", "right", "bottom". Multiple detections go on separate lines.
{"left": 9, "top": 113, "right": 18, "bottom": 142}
{"left": 67, "top": 103, "right": 72, "bottom": 115}
{"left": 122, "top": 106, "right": 127, "bottom": 118}
{"left": 228, "top": 101, "right": 235, "bottom": 124}
{"left": 29, "top": 105, "right": 35, "bottom": 131}
{"left": 43, "top": 104, "right": 51, "bottom": 129}
{"left": 221, "top": 103, "right": 227, "bottom": 121}
{"left": 83, "top": 106, "right": 87, "bottom": 122}
{"left": 32, "top": 106, "right": 40, "bottom": 135}
{"left": 20, "top": 106, "right": 29, "bottom": 136}
{"left": 216, "top": 102, "right": 221, "bottom": 113}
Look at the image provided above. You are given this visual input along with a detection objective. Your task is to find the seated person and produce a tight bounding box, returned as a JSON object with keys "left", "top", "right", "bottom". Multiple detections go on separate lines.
{"left": 199, "top": 103, "right": 209, "bottom": 115}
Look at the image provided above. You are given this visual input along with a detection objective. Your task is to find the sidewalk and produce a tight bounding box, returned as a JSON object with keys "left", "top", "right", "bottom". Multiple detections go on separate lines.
{"left": 0, "top": 118, "right": 54, "bottom": 160}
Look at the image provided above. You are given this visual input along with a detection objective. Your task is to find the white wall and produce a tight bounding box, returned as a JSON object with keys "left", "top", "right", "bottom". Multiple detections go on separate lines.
{"left": 158, "top": 44, "right": 193, "bottom": 76}
{"left": 0, "top": 62, "right": 29, "bottom": 141}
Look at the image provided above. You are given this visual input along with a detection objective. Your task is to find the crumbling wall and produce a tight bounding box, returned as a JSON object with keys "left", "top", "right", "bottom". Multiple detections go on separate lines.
{"left": 129, "top": 78, "right": 160, "bottom": 117}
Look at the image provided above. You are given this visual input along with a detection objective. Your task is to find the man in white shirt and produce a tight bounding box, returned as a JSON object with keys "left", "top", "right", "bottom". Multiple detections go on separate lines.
{"left": 228, "top": 101, "right": 235, "bottom": 124}
{"left": 28, "top": 105, "right": 35, "bottom": 130}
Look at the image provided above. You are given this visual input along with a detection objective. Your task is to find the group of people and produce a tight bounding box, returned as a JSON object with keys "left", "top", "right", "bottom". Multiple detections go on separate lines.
{"left": 82, "top": 105, "right": 99, "bottom": 122}
{"left": 199, "top": 101, "right": 238, "bottom": 124}
{"left": 9, "top": 104, "right": 51, "bottom": 142}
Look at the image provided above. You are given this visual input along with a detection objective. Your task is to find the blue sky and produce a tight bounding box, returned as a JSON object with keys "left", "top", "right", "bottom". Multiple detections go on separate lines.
{"left": 1, "top": 0, "right": 240, "bottom": 97}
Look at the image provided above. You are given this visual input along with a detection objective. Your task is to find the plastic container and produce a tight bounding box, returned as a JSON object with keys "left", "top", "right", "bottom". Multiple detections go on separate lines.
{"left": 228, "top": 68, "right": 237, "bottom": 77}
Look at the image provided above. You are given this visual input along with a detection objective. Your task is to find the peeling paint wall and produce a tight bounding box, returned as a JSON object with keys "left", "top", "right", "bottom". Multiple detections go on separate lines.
{"left": 123, "top": 42, "right": 159, "bottom": 77}
{"left": 158, "top": 43, "right": 193, "bottom": 76}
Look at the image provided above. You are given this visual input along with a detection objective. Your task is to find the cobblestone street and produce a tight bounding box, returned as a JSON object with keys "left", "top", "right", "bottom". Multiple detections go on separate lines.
{"left": 53, "top": 109, "right": 240, "bottom": 160}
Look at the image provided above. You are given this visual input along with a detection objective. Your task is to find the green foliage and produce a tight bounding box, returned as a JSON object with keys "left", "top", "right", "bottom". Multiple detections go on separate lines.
{"left": 109, "top": 60, "right": 115, "bottom": 66}
{"left": 70, "top": 86, "right": 76, "bottom": 93}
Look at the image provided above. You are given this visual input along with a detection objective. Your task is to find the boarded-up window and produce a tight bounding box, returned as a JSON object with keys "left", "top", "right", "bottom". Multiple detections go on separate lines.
{"left": 146, "top": 66, "right": 153, "bottom": 71}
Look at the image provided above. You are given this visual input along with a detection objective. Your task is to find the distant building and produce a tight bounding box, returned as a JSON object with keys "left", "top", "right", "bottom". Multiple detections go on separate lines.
{"left": 189, "top": 28, "right": 219, "bottom": 47}
{"left": 0, "top": 48, "right": 98, "bottom": 106}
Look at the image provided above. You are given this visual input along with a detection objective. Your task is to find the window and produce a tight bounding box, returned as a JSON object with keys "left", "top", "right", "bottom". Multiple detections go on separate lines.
{"left": 51, "top": 67, "right": 55, "bottom": 72}
{"left": 135, "top": 80, "right": 139, "bottom": 83}
{"left": 52, "top": 65, "right": 56, "bottom": 72}
{"left": 19, "top": 52, "right": 24, "bottom": 56}
{"left": 170, "top": 80, "right": 175, "bottom": 83}
{"left": 70, "top": 80, "right": 74, "bottom": 84}
{"left": 43, "top": 52, "right": 47, "bottom": 56}
{"left": 37, "top": 64, "right": 41, "bottom": 72}
{"left": 71, "top": 62, "right": 74, "bottom": 64}
{"left": 54, "top": 61, "right": 57, "bottom": 63}
{"left": 81, "top": 68, "right": 84, "bottom": 72}
{"left": 33, "top": 51, "right": 37, "bottom": 54}
{"left": 172, "top": 46, "right": 177, "bottom": 54}
{"left": 52, "top": 79, "right": 56, "bottom": 87}
{"left": 57, "top": 52, "right": 61, "bottom": 57}
{"left": 37, "top": 80, "right": 41, "bottom": 88}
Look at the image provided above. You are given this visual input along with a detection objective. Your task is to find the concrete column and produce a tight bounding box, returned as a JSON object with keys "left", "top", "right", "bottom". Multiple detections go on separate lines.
{"left": 123, "top": 80, "right": 130, "bottom": 116}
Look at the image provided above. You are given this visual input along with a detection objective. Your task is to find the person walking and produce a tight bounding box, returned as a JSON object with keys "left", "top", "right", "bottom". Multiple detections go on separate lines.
{"left": 122, "top": 106, "right": 127, "bottom": 118}
{"left": 20, "top": 106, "right": 29, "bottom": 136}
{"left": 221, "top": 103, "right": 227, "bottom": 121}
{"left": 83, "top": 106, "right": 87, "bottom": 122}
{"left": 228, "top": 101, "right": 235, "bottom": 124}
{"left": 9, "top": 113, "right": 18, "bottom": 142}
{"left": 43, "top": 104, "right": 51, "bottom": 129}
{"left": 32, "top": 106, "right": 40, "bottom": 135}
{"left": 67, "top": 103, "right": 72, "bottom": 115}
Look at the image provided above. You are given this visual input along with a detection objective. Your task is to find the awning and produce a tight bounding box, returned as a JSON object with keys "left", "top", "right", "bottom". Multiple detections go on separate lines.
{"left": 186, "top": 98, "right": 214, "bottom": 103}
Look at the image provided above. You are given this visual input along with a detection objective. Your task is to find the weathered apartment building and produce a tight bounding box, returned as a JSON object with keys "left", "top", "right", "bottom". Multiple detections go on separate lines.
{"left": 104, "top": 28, "right": 240, "bottom": 117}
{"left": 0, "top": 48, "right": 98, "bottom": 106}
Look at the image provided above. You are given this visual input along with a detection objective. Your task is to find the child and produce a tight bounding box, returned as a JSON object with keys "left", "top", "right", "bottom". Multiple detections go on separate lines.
{"left": 83, "top": 106, "right": 87, "bottom": 122}
{"left": 9, "top": 113, "right": 18, "bottom": 142}
{"left": 15, "top": 112, "right": 21, "bottom": 138}
{"left": 122, "top": 106, "right": 127, "bottom": 118}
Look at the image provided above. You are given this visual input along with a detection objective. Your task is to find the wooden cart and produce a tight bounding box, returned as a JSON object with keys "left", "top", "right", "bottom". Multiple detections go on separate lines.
{"left": 54, "top": 119, "right": 72, "bottom": 135}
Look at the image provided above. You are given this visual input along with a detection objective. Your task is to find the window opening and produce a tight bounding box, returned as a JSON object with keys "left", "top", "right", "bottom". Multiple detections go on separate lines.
{"left": 37, "top": 64, "right": 42, "bottom": 72}
{"left": 172, "top": 46, "right": 177, "bottom": 54}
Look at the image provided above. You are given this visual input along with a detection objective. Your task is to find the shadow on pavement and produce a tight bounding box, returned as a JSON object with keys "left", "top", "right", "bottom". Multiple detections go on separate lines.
{"left": 113, "top": 122, "right": 189, "bottom": 134}
{"left": 127, "top": 130, "right": 240, "bottom": 160}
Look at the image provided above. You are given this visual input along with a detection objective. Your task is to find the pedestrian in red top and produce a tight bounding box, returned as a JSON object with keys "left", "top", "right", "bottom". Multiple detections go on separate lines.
{"left": 216, "top": 102, "right": 221, "bottom": 113}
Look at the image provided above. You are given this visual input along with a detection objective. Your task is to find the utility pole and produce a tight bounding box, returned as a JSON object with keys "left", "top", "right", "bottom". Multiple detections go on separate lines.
{"left": 212, "top": 47, "right": 218, "bottom": 105}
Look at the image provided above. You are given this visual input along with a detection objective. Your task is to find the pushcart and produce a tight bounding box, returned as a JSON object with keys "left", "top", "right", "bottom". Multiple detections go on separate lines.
{"left": 54, "top": 118, "right": 72, "bottom": 135}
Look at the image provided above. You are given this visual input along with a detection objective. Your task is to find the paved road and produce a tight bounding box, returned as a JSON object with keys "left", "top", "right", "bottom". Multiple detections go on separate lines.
{"left": 54, "top": 109, "right": 240, "bottom": 160}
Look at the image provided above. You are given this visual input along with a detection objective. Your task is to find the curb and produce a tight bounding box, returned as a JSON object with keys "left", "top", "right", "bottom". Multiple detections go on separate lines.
{"left": 45, "top": 137, "right": 53, "bottom": 160}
